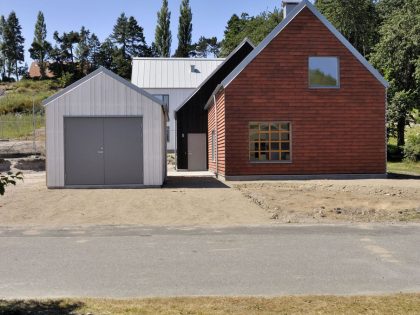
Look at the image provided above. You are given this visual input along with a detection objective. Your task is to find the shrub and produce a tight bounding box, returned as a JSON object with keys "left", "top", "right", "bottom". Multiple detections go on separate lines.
{"left": 404, "top": 126, "right": 420, "bottom": 162}
{"left": 58, "top": 72, "right": 74, "bottom": 88}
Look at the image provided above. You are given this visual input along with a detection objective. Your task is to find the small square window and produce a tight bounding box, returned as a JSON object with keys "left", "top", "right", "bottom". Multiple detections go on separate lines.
{"left": 309, "top": 57, "right": 339, "bottom": 88}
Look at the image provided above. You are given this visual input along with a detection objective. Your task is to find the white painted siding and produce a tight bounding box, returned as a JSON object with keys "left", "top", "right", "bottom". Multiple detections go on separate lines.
{"left": 144, "top": 88, "right": 194, "bottom": 152}
{"left": 46, "top": 71, "right": 165, "bottom": 188}
{"left": 132, "top": 58, "right": 224, "bottom": 89}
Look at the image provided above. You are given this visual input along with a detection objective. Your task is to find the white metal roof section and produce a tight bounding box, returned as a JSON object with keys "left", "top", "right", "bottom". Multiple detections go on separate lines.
{"left": 42, "top": 67, "right": 165, "bottom": 107}
{"left": 132, "top": 58, "right": 225, "bottom": 89}
{"left": 221, "top": 0, "right": 389, "bottom": 88}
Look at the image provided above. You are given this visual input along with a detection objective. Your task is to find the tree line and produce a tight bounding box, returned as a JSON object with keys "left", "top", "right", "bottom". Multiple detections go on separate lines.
{"left": 0, "top": 0, "right": 221, "bottom": 83}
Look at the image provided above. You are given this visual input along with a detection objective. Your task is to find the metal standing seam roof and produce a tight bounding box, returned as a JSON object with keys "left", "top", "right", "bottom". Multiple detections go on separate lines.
{"left": 131, "top": 57, "right": 225, "bottom": 89}
{"left": 175, "top": 38, "right": 255, "bottom": 114}
{"left": 221, "top": 0, "right": 389, "bottom": 89}
{"left": 42, "top": 67, "right": 166, "bottom": 108}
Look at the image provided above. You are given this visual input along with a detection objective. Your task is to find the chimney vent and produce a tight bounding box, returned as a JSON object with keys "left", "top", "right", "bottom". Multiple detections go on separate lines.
{"left": 282, "top": 0, "right": 301, "bottom": 18}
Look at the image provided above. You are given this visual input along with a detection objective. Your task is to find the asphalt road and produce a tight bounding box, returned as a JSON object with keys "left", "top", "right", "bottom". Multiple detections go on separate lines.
{"left": 0, "top": 224, "right": 420, "bottom": 299}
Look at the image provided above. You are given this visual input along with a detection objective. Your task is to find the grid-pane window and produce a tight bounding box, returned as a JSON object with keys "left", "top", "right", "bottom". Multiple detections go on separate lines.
{"left": 211, "top": 130, "right": 216, "bottom": 162}
{"left": 309, "top": 57, "right": 339, "bottom": 88}
{"left": 249, "top": 122, "right": 291, "bottom": 162}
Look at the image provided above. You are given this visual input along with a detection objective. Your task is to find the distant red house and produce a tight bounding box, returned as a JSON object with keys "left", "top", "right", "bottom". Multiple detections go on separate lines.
{"left": 28, "top": 62, "right": 56, "bottom": 79}
{"left": 205, "top": 0, "right": 388, "bottom": 180}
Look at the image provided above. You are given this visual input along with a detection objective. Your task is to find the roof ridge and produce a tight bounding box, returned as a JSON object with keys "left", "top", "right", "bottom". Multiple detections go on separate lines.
{"left": 221, "top": 0, "right": 388, "bottom": 88}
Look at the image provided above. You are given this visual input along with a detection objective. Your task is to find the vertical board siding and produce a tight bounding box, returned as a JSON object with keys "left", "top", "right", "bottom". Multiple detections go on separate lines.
{"left": 46, "top": 72, "right": 165, "bottom": 187}
{"left": 132, "top": 59, "right": 224, "bottom": 89}
{"left": 207, "top": 91, "right": 226, "bottom": 175}
{"left": 144, "top": 88, "right": 195, "bottom": 152}
{"left": 221, "top": 8, "right": 386, "bottom": 176}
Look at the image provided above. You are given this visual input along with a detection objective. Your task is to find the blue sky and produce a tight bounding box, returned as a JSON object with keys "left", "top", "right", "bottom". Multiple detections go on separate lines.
{"left": 0, "top": 0, "right": 280, "bottom": 63}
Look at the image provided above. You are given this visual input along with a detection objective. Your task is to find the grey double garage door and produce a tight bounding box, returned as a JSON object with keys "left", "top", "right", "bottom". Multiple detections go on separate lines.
{"left": 64, "top": 117, "right": 143, "bottom": 186}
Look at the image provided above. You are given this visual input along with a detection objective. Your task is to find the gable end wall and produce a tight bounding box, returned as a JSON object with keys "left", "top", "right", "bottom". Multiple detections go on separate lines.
{"left": 223, "top": 8, "right": 386, "bottom": 176}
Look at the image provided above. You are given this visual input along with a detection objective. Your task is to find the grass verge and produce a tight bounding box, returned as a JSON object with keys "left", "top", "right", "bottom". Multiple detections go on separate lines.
{"left": 0, "top": 79, "right": 58, "bottom": 114}
{"left": 0, "top": 114, "right": 45, "bottom": 139}
{"left": 1, "top": 295, "right": 420, "bottom": 315}
{"left": 388, "top": 161, "right": 420, "bottom": 175}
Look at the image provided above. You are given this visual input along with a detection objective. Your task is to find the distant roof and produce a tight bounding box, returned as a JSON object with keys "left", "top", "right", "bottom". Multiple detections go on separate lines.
{"left": 28, "top": 62, "right": 55, "bottom": 79}
{"left": 176, "top": 38, "right": 255, "bottom": 114}
{"left": 42, "top": 67, "right": 165, "bottom": 108}
{"left": 131, "top": 57, "right": 225, "bottom": 89}
{"left": 221, "top": 0, "right": 389, "bottom": 88}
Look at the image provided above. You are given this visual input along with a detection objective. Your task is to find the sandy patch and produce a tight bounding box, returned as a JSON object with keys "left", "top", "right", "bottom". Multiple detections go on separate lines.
{"left": 0, "top": 172, "right": 269, "bottom": 227}
{"left": 233, "top": 179, "right": 420, "bottom": 223}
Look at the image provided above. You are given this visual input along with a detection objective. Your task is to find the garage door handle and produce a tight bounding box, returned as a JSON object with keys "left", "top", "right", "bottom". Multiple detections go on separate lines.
{"left": 97, "top": 150, "right": 104, "bottom": 154}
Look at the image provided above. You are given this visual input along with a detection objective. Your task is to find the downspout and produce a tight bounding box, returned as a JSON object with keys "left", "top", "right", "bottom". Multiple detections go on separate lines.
{"left": 214, "top": 94, "right": 218, "bottom": 177}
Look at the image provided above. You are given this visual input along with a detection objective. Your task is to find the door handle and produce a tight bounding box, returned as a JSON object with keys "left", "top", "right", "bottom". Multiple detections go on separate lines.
{"left": 97, "top": 151, "right": 104, "bottom": 154}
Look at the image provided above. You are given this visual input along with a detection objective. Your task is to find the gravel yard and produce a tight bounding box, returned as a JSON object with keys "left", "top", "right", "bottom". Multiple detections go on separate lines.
{"left": 0, "top": 164, "right": 419, "bottom": 227}
{"left": 234, "top": 179, "right": 420, "bottom": 223}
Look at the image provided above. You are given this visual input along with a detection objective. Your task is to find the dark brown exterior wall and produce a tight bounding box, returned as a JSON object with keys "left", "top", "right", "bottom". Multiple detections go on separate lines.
{"left": 221, "top": 8, "right": 386, "bottom": 176}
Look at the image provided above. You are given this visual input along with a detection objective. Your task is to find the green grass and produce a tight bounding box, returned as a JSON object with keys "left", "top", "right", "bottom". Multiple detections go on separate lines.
{"left": 0, "top": 114, "right": 45, "bottom": 139}
{"left": 1, "top": 295, "right": 420, "bottom": 315}
{"left": 388, "top": 161, "right": 420, "bottom": 175}
{"left": 0, "top": 79, "right": 59, "bottom": 114}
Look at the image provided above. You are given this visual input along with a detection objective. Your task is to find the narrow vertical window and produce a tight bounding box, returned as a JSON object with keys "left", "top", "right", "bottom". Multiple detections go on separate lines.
{"left": 166, "top": 126, "right": 170, "bottom": 143}
{"left": 211, "top": 129, "right": 216, "bottom": 162}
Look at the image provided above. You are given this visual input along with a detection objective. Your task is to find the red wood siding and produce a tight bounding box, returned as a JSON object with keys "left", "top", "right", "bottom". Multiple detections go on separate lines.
{"left": 221, "top": 8, "right": 386, "bottom": 176}
{"left": 208, "top": 91, "right": 226, "bottom": 175}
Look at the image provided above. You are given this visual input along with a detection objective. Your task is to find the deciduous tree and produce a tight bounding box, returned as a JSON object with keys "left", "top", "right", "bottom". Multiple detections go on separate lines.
{"left": 371, "top": 0, "right": 420, "bottom": 147}
{"left": 174, "top": 0, "right": 193, "bottom": 57}
{"left": 29, "top": 11, "right": 51, "bottom": 79}
{"left": 315, "top": 0, "right": 379, "bottom": 56}
{"left": 155, "top": 0, "right": 172, "bottom": 57}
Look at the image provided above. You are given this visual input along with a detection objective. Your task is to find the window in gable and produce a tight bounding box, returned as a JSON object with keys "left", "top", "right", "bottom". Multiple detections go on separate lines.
{"left": 309, "top": 57, "right": 339, "bottom": 88}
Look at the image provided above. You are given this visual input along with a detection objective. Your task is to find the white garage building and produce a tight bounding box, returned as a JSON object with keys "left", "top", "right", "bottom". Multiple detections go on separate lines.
{"left": 44, "top": 67, "right": 168, "bottom": 188}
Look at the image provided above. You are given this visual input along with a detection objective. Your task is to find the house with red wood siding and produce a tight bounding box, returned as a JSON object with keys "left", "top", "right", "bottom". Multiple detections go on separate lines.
{"left": 204, "top": 0, "right": 388, "bottom": 180}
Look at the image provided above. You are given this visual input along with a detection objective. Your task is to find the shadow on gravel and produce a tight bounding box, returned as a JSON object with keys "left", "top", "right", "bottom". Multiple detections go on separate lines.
{"left": 387, "top": 173, "right": 420, "bottom": 180}
{"left": 164, "top": 176, "right": 229, "bottom": 189}
{"left": 0, "top": 300, "right": 83, "bottom": 315}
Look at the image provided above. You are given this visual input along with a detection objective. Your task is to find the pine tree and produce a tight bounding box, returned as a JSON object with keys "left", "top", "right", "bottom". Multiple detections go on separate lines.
{"left": 97, "top": 38, "right": 116, "bottom": 70}
{"left": 0, "top": 15, "right": 6, "bottom": 80}
{"left": 174, "top": 0, "right": 193, "bottom": 57}
{"left": 127, "top": 16, "right": 149, "bottom": 57}
{"left": 190, "top": 36, "right": 220, "bottom": 58}
{"left": 155, "top": 0, "right": 172, "bottom": 57}
{"left": 111, "top": 13, "right": 129, "bottom": 58}
{"left": 29, "top": 11, "right": 51, "bottom": 79}
{"left": 75, "top": 26, "right": 91, "bottom": 74}
{"left": 111, "top": 13, "right": 150, "bottom": 78}
{"left": 3, "top": 12, "right": 25, "bottom": 80}
{"left": 88, "top": 33, "right": 101, "bottom": 70}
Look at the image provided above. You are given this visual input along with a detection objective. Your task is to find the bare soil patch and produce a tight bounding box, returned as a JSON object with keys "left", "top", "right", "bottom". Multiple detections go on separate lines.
{"left": 0, "top": 172, "right": 268, "bottom": 227}
{"left": 234, "top": 179, "right": 420, "bottom": 223}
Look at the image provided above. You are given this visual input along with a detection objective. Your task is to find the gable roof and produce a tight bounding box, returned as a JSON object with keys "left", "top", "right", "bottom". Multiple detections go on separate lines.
{"left": 42, "top": 67, "right": 166, "bottom": 108}
{"left": 131, "top": 57, "right": 225, "bottom": 89}
{"left": 175, "top": 38, "right": 255, "bottom": 114}
{"left": 221, "top": 0, "right": 389, "bottom": 88}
